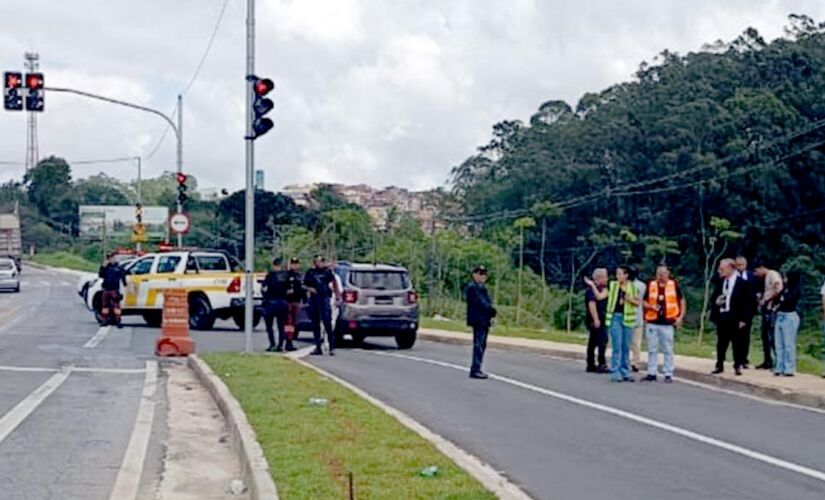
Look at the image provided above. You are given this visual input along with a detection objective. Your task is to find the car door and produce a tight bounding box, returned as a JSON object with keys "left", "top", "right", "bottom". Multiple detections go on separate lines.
{"left": 124, "top": 256, "right": 156, "bottom": 308}
{"left": 147, "top": 254, "right": 183, "bottom": 309}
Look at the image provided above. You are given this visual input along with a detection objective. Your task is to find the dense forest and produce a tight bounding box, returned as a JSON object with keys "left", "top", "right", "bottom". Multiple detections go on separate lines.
{"left": 450, "top": 15, "right": 825, "bottom": 309}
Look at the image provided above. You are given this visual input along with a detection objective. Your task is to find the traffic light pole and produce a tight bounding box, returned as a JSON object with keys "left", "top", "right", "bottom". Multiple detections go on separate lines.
{"left": 136, "top": 156, "right": 142, "bottom": 253}
{"left": 45, "top": 86, "right": 184, "bottom": 245}
{"left": 243, "top": 0, "right": 256, "bottom": 353}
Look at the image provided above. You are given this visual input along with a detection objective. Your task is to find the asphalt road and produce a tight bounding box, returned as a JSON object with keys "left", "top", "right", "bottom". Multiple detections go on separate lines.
{"left": 305, "top": 339, "right": 825, "bottom": 500}
{"left": 0, "top": 267, "right": 167, "bottom": 500}
{"left": 8, "top": 268, "right": 825, "bottom": 500}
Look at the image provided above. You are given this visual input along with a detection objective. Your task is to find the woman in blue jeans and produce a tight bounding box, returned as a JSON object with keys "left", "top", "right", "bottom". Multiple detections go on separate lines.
{"left": 773, "top": 271, "right": 801, "bottom": 377}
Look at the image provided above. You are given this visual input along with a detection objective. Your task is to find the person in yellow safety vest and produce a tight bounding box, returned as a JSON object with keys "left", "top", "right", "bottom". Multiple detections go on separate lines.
{"left": 642, "top": 264, "right": 686, "bottom": 383}
{"left": 605, "top": 265, "right": 641, "bottom": 382}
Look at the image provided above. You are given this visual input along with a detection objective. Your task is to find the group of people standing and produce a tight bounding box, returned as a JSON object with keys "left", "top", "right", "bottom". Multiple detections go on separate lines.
{"left": 260, "top": 255, "right": 340, "bottom": 356}
{"left": 711, "top": 257, "right": 802, "bottom": 377}
{"left": 584, "top": 264, "right": 685, "bottom": 383}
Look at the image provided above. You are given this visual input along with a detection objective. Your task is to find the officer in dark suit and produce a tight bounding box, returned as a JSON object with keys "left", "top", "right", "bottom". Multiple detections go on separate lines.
{"left": 734, "top": 255, "right": 758, "bottom": 367}
{"left": 261, "top": 258, "right": 291, "bottom": 352}
{"left": 304, "top": 255, "right": 340, "bottom": 356}
{"left": 465, "top": 265, "right": 496, "bottom": 379}
{"left": 711, "top": 258, "right": 750, "bottom": 375}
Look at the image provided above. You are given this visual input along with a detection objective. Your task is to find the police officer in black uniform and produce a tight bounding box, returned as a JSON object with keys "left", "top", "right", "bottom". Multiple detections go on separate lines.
{"left": 261, "top": 258, "right": 291, "bottom": 352}
{"left": 466, "top": 265, "right": 496, "bottom": 379}
{"left": 99, "top": 254, "right": 128, "bottom": 328}
{"left": 284, "top": 257, "right": 304, "bottom": 350}
{"left": 304, "top": 255, "right": 340, "bottom": 356}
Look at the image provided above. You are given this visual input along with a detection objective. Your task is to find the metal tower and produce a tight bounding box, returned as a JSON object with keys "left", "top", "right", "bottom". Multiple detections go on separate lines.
{"left": 24, "top": 52, "right": 39, "bottom": 171}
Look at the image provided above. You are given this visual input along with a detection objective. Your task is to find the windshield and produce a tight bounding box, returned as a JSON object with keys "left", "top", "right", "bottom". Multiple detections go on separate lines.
{"left": 0, "top": 261, "right": 14, "bottom": 271}
{"left": 349, "top": 271, "right": 410, "bottom": 290}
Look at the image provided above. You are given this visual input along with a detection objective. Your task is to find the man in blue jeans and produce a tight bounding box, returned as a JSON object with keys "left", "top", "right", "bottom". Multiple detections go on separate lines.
{"left": 642, "top": 265, "right": 686, "bottom": 383}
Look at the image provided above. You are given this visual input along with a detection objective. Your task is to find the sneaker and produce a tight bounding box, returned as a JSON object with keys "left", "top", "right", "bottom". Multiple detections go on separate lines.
{"left": 265, "top": 346, "right": 277, "bottom": 352}
{"left": 783, "top": 373, "right": 795, "bottom": 377}
{"left": 623, "top": 377, "right": 635, "bottom": 383}
{"left": 664, "top": 376, "right": 673, "bottom": 384}
{"left": 643, "top": 374, "right": 657, "bottom": 382}
{"left": 285, "top": 345, "right": 297, "bottom": 352}
{"left": 274, "top": 346, "right": 284, "bottom": 353}
{"left": 470, "top": 371, "right": 489, "bottom": 379}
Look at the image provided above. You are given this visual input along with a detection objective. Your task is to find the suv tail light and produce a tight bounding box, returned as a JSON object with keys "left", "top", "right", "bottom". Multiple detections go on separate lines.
{"left": 343, "top": 290, "right": 358, "bottom": 304}
{"left": 227, "top": 276, "right": 241, "bottom": 293}
{"left": 407, "top": 291, "right": 418, "bottom": 304}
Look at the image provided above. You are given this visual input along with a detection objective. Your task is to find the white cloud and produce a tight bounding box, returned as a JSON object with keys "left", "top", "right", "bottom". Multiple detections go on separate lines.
{"left": 2, "top": 0, "right": 825, "bottom": 192}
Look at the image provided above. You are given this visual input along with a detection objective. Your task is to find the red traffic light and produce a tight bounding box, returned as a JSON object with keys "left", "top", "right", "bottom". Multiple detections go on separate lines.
{"left": 254, "top": 78, "right": 274, "bottom": 96}
{"left": 25, "top": 73, "right": 43, "bottom": 90}
{"left": 5, "top": 72, "right": 22, "bottom": 89}
{"left": 176, "top": 173, "right": 187, "bottom": 184}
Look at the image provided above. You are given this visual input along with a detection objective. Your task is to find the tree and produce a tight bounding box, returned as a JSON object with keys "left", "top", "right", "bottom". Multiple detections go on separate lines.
{"left": 513, "top": 216, "right": 536, "bottom": 324}
{"left": 531, "top": 200, "right": 562, "bottom": 304}
{"left": 698, "top": 216, "right": 741, "bottom": 343}
{"left": 76, "top": 174, "right": 130, "bottom": 206}
{"left": 24, "top": 156, "right": 78, "bottom": 233}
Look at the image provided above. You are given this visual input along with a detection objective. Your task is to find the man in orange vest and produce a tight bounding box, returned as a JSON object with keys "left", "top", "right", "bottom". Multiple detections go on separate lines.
{"left": 642, "top": 264, "right": 686, "bottom": 383}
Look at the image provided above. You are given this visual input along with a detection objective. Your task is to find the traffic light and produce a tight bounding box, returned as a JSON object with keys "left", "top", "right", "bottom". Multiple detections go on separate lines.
{"left": 4, "top": 72, "right": 23, "bottom": 111}
{"left": 25, "top": 73, "right": 44, "bottom": 112}
{"left": 135, "top": 203, "right": 143, "bottom": 224}
{"left": 250, "top": 76, "right": 274, "bottom": 139}
{"left": 176, "top": 173, "right": 188, "bottom": 205}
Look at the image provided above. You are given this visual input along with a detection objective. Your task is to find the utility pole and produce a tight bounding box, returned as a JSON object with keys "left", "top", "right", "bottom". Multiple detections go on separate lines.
{"left": 135, "top": 156, "right": 143, "bottom": 253}
{"left": 176, "top": 94, "right": 184, "bottom": 248}
{"left": 243, "top": 0, "right": 256, "bottom": 353}
{"left": 24, "top": 52, "right": 39, "bottom": 171}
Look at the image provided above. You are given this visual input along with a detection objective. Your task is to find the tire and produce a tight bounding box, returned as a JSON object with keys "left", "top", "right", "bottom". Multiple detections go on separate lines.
{"left": 350, "top": 333, "right": 366, "bottom": 346}
{"left": 189, "top": 295, "right": 216, "bottom": 330}
{"left": 143, "top": 311, "right": 162, "bottom": 328}
{"left": 93, "top": 293, "right": 105, "bottom": 325}
{"left": 232, "top": 310, "right": 262, "bottom": 330}
{"left": 395, "top": 330, "right": 417, "bottom": 350}
{"left": 14, "top": 284, "right": 20, "bottom": 293}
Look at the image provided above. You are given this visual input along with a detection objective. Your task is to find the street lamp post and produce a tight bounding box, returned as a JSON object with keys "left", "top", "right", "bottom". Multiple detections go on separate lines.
{"left": 45, "top": 86, "right": 185, "bottom": 247}
{"left": 243, "top": 0, "right": 256, "bottom": 353}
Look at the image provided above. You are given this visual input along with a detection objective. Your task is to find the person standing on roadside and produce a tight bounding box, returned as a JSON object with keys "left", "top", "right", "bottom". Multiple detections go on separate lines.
{"left": 304, "top": 255, "right": 341, "bottom": 356}
{"left": 466, "top": 265, "right": 497, "bottom": 379}
{"left": 735, "top": 255, "right": 758, "bottom": 368}
{"left": 754, "top": 260, "right": 784, "bottom": 370}
{"left": 629, "top": 266, "right": 647, "bottom": 373}
{"left": 283, "top": 257, "right": 304, "bottom": 351}
{"left": 603, "top": 265, "right": 641, "bottom": 382}
{"left": 261, "top": 258, "right": 290, "bottom": 352}
{"left": 583, "top": 268, "right": 609, "bottom": 374}
{"left": 711, "top": 259, "right": 750, "bottom": 376}
{"left": 642, "top": 264, "right": 685, "bottom": 383}
{"left": 773, "top": 271, "right": 802, "bottom": 377}
{"left": 98, "top": 253, "right": 127, "bottom": 328}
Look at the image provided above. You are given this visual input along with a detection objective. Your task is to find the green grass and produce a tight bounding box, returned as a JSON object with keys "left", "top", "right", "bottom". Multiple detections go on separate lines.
{"left": 202, "top": 354, "right": 496, "bottom": 500}
{"left": 27, "top": 251, "right": 98, "bottom": 272}
{"left": 421, "top": 317, "right": 824, "bottom": 376}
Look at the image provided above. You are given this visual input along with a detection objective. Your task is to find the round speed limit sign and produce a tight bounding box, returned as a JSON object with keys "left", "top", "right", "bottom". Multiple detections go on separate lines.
{"left": 169, "top": 213, "right": 190, "bottom": 234}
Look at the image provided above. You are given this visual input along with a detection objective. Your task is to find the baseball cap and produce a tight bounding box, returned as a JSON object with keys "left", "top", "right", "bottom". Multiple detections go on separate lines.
{"left": 289, "top": 257, "right": 300, "bottom": 264}
{"left": 472, "top": 265, "right": 488, "bottom": 275}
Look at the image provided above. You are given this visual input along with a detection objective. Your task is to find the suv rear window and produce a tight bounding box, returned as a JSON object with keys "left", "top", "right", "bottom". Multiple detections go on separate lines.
{"left": 349, "top": 271, "right": 410, "bottom": 290}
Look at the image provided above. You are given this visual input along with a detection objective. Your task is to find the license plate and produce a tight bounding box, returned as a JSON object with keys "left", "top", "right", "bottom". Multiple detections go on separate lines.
{"left": 374, "top": 297, "right": 393, "bottom": 305}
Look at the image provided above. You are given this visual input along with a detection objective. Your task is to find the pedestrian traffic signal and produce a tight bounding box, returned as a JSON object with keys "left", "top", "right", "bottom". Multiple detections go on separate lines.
{"left": 176, "top": 173, "right": 188, "bottom": 205}
{"left": 250, "top": 76, "right": 274, "bottom": 139}
{"left": 25, "top": 73, "right": 44, "bottom": 112}
{"left": 4, "top": 72, "right": 23, "bottom": 111}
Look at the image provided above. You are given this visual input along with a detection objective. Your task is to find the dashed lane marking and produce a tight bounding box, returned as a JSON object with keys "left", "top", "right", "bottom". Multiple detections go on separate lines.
{"left": 0, "top": 365, "right": 146, "bottom": 374}
{"left": 84, "top": 326, "right": 111, "bottom": 349}
{"left": 0, "top": 366, "right": 72, "bottom": 445}
{"left": 109, "top": 360, "right": 158, "bottom": 500}
{"left": 366, "top": 350, "right": 825, "bottom": 485}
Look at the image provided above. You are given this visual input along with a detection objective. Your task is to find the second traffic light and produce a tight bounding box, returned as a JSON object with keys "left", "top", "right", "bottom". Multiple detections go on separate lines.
{"left": 25, "top": 73, "right": 44, "bottom": 112}
{"left": 176, "top": 173, "right": 188, "bottom": 205}
{"left": 250, "top": 76, "right": 274, "bottom": 139}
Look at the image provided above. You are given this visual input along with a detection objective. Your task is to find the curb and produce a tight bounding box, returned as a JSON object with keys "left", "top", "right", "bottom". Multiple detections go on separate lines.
{"left": 188, "top": 355, "right": 279, "bottom": 500}
{"left": 419, "top": 330, "right": 825, "bottom": 411}
{"left": 292, "top": 356, "right": 533, "bottom": 500}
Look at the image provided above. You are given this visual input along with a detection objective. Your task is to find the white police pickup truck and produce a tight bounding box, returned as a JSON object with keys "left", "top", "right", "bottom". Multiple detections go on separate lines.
{"left": 86, "top": 250, "right": 263, "bottom": 330}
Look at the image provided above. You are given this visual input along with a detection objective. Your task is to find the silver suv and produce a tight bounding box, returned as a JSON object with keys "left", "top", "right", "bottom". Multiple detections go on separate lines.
{"left": 333, "top": 262, "right": 419, "bottom": 349}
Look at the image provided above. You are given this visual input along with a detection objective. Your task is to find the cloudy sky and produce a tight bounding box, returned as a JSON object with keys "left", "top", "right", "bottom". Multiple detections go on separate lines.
{"left": 1, "top": 0, "right": 824, "bottom": 192}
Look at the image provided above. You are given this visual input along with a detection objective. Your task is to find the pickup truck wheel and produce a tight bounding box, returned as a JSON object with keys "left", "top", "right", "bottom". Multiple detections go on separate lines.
{"left": 232, "top": 310, "right": 262, "bottom": 330}
{"left": 395, "top": 330, "right": 417, "bottom": 350}
{"left": 189, "top": 296, "right": 216, "bottom": 330}
{"left": 351, "top": 333, "right": 366, "bottom": 346}
{"left": 143, "top": 312, "right": 162, "bottom": 328}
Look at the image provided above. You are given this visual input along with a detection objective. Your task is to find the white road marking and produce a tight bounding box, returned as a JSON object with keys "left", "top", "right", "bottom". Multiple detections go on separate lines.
{"left": 368, "top": 350, "right": 825, "bottom": 484}
{"left": 109, "top": 360, "right": 158, "bottom": 500}
{"left": 675, "top": 377, "right": 825, "bottom": 416}
{"left": 83, "top": 326, "right": 111, "bottom": 349}
{"left": 0, "top": 365, "right": 58, "bottom": 373}
{"left": 0, "top": 365, "right": 146, "bottom": 374}
{"left": 0, "top": 367, "right": 72, "bottom": 445}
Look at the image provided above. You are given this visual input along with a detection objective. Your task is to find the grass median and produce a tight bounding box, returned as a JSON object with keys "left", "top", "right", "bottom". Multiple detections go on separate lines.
{"left": 27, "top": 251, "right": 98, "bottom": 272}
{"left": 202, "top": 353, "right": 495, "bottom": 500}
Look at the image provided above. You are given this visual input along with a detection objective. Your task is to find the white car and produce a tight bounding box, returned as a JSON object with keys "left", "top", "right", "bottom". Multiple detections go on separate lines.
{"left": 86, "top": 250, "right": 263, "bottom": 330}
{"left": 0, "top": 258, "right": 21, "bottom": 293}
